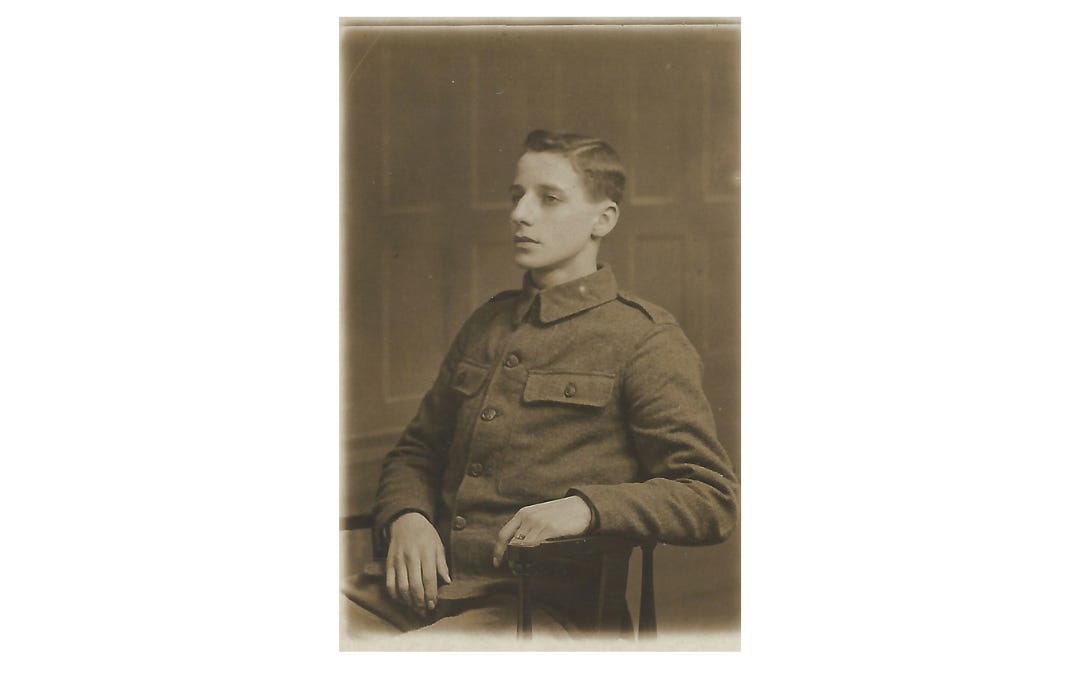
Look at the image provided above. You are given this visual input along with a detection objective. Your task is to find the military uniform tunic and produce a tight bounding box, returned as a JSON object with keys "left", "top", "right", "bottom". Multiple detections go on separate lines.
{"left": 372, "top": 265, "right": 739, "bottom": 627}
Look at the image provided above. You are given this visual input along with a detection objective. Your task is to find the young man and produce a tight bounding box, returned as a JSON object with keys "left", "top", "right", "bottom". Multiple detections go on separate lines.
{"left": 343, "top": 129, "right": 739, "bottom": 640}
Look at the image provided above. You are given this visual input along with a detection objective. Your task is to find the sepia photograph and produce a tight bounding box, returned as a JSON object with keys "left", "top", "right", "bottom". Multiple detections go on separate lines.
{"left": 9, "top": 3, "right": 1080, "bottom": 670}
{"left": 339, "top": 18, "right": 741, "bottom": 650}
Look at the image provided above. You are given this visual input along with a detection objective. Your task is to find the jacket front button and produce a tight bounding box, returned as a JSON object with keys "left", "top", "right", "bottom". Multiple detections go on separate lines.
{"left": 480, "top": 407, "right": 498, "bottom": 421}
{"left": 467, "top": 462, "right": 484, "bottom": 477}
{"left": 564, "top": 382, "right": 577, "bottom": 398}
{"left": 455, "top": 371, "right": 466, "bottom": 385}
{"left": 452, "top": 515, "right": 467, "bottom": 530}
{"left": 504, "top": 353, "right": 521, "bottom": 368}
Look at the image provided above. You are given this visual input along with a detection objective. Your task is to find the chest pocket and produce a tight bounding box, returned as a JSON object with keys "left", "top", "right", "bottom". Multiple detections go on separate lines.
{"left": 522, "top": 371, "right": 615, "bottom": 408}
{"left": 450, "top": 359, "right": 488, "bottom": 396}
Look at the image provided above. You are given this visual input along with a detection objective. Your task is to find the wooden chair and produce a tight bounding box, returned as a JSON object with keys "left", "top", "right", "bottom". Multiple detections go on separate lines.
{"left": 505, "top": 536, "right": 656, "bottom": 640}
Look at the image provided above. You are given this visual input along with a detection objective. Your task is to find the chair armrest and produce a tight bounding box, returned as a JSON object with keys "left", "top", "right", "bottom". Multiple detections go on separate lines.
{"left": 340, "top": 513, "right": 375, "bottom": 531}
{"left": 340, "top": 512, "right": 385, "bottom": 580}
{"left": 505, "top": 536, "right": 637, "bottom": 575}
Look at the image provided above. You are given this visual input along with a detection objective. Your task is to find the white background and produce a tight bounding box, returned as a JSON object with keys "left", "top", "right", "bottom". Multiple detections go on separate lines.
{"left": 2, "top": 1, "right": 1078, "bottom": 670}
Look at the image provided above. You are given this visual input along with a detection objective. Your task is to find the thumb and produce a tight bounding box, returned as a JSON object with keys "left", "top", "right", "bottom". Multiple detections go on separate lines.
{"left": 493, "top": 514, "right": 522, "bottom": 567}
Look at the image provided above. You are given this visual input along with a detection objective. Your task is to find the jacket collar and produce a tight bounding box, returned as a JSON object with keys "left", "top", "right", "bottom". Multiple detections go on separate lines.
{"left": 512, "top": 264, "right": 619, "bottom": 326}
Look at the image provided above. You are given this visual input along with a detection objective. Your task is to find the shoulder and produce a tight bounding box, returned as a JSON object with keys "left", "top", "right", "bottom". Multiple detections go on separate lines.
{"left": 610, "top": 292, "right": 701, "bottom": 366}
{"left": 607, "top": 291, "right": 696, "bottom": 365}
{"left": 614, "top": 290, "right": 678, "bottom": 326}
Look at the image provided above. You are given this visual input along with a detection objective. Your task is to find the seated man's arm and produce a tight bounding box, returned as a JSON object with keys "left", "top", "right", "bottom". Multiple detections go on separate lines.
{"left": 492, "top": 325, "right": 738, "bottom": 566}
{"left": 373, "top": 317, "right": 475, "bottom": 544}
{"left": 567, "top": 325, "right": 740, "bottom": 545}
{"left": 372, "top": 329, "right": 467, "bottom": 612}
{"left": 372, "top": 378, "right": 454, "bottom": 548}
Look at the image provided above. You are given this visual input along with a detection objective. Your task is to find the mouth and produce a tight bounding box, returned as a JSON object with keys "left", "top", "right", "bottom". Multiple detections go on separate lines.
{"left": 514, "top": 235, "right": 539, "bottom": 244}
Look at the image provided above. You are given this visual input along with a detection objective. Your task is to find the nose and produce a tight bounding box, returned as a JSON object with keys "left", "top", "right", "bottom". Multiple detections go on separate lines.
{"left": 511, "top": 195, "right": 533, "bottom": 227}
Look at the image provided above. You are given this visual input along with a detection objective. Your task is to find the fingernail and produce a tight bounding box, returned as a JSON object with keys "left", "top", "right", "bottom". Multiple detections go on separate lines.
{"left": 492, "top": 556, "right": 499, "bottom": 567}
{"left": 427, "top": 600, "right": 435, "bottom": 610}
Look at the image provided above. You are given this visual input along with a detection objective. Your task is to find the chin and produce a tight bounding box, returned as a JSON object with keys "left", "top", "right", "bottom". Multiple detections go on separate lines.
{"left": 512, "top": 252, "right": 544, "bottom": 270}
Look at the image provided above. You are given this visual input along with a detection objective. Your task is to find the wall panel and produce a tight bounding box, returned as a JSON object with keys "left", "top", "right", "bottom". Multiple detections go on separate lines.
{"left": 381, "top": 47, "right": 456, "bottom": 213}
{"left": 703, "top": 35, "right": 741, "bottom": 203}
{"left": 629, "top": 54, "right": 687, "bottom": 204}
{"left": 471, "top": 48, "right": 563, "bottom": 209}
{"left": 381, "top": 245, "right": 447, "bottom": 402}
{"left": 631, "top": 233, "right": 688, "bottom": 326}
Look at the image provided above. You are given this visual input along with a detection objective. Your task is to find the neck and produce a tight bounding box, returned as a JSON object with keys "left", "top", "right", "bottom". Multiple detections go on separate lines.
{"left": 529, "top": 263, "right": 599, "bottom": 290}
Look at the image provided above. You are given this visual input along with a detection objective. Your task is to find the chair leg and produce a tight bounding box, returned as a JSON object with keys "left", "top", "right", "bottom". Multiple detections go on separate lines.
{"left": 638, "top": 545, "right": 657, "bottom": 639}
{"left": 517, "top": 575, "right": 532, "bottom": 640}
{"left": 596, "top": 552, "right": 609, "bottom": 630}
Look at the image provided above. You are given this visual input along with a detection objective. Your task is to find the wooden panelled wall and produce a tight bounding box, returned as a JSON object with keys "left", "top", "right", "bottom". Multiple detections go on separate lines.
{"left": 342, "top": 27, "right": 740, "bottom": 622}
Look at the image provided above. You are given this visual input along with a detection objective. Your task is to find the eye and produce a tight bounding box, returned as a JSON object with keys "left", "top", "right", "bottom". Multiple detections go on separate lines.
{"left": 510, "top": 193, "right": 523, "bottom": 205}
{"left": 542, "top": 194, "right": 560, "bottom": 204}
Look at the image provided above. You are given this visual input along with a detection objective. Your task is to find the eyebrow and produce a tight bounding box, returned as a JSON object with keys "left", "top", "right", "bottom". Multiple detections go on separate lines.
{"left": 508, "top": 183, "right": 567, "bottom": 194}
{"left": 537, "top": 183, "right": 567, "bottom": 195}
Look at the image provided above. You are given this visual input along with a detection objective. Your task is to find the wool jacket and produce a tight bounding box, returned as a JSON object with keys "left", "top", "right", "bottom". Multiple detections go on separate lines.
{"left": 372, "top": 265, "right": 739, "bottom": 623}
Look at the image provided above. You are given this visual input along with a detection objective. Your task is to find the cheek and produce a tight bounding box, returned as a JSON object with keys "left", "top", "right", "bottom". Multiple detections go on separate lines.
{"left": 570, "top": 213, "right": 597, "bottom": 237}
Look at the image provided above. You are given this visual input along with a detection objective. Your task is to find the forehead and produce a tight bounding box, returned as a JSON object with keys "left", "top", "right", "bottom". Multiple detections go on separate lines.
{"left": 513, "top": 152, "right": 584, "bottom": 191}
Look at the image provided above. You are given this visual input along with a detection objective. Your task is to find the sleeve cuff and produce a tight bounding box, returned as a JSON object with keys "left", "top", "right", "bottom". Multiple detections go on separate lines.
{"left": 566, "top": 488, "right": 601, "bottom": 535}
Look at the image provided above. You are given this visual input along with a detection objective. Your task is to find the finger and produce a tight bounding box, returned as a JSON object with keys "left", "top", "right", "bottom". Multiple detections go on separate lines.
{"left": 436, "top": 544, "right": 451, "bottom": 584}
{"left": 497, "top": 525, "right": 535, "bottom": 571}
{"left": 421, "top": 549, "right": 438, "bottom": 611}
{"left": 496, "top": 512, "right": 522, "bottom": 548}
{"left": 407, "top": 556, "right": 425, "bottom": 610}
{"left": 493, "top": 513, "right": 523, "bottom": 567}
{"left": 395, "top": 558, "right": 410, "bottom": 606}
{"left": 385, "top": 563, "right": 397, "bottom": 601}
{"left": 385, "top": 540, "right": 398, "bottom": 598}
{"left": 519, "top": 525, "right": 549, "bottom": 546}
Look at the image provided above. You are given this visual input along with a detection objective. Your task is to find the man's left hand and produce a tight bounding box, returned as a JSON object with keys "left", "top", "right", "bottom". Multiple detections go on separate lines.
{"left": 492, "top": 495, "right": 593, "bottom": 567}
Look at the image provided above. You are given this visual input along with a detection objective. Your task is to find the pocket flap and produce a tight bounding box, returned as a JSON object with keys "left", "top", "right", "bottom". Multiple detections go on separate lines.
{"left": 523, "top": 371, "right": 615, "bottom": 408}
{"left": 450, "top": 360, "right": 488, "bottom": 396}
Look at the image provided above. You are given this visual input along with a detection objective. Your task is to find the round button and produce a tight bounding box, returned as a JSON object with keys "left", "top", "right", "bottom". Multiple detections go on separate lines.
{"left": 455, "top": 371, "right": 466, "bottom": 385}
{"left": 563, "top": 382, "right": 577, "bottom": 398}
{"left": 452, "top": 515, "right": 467, "bottom": 530}
{"left": 480, "top": 407, "right": 498, "bottom": 421}
{"left": 467, "top": 462, "right": 484, "bottom": 477}
{"left": 504, "top": 353, "right": 521, "bottom": 368}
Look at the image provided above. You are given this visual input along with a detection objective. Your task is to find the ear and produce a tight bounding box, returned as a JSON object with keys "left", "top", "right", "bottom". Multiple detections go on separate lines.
{"left": 591, "top": 202, "right": 619, "bottom": 239}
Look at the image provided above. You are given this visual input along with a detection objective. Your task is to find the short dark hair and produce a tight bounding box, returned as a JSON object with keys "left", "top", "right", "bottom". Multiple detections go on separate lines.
{"left": 523, "top": 129, "right": 626, "bottom": 204}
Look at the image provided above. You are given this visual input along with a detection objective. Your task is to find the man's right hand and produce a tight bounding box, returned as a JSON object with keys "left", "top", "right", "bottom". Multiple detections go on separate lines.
{"left": 386, "top": 512, "right": 452, "bottom": 614}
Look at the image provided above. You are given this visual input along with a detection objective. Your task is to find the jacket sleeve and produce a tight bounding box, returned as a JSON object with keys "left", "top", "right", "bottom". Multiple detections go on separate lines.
{"left": 568, "top": 325, "right": 739, "bottom": 545}
{"left": 371, "top": 323, "right": 468, "bottom": 552}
